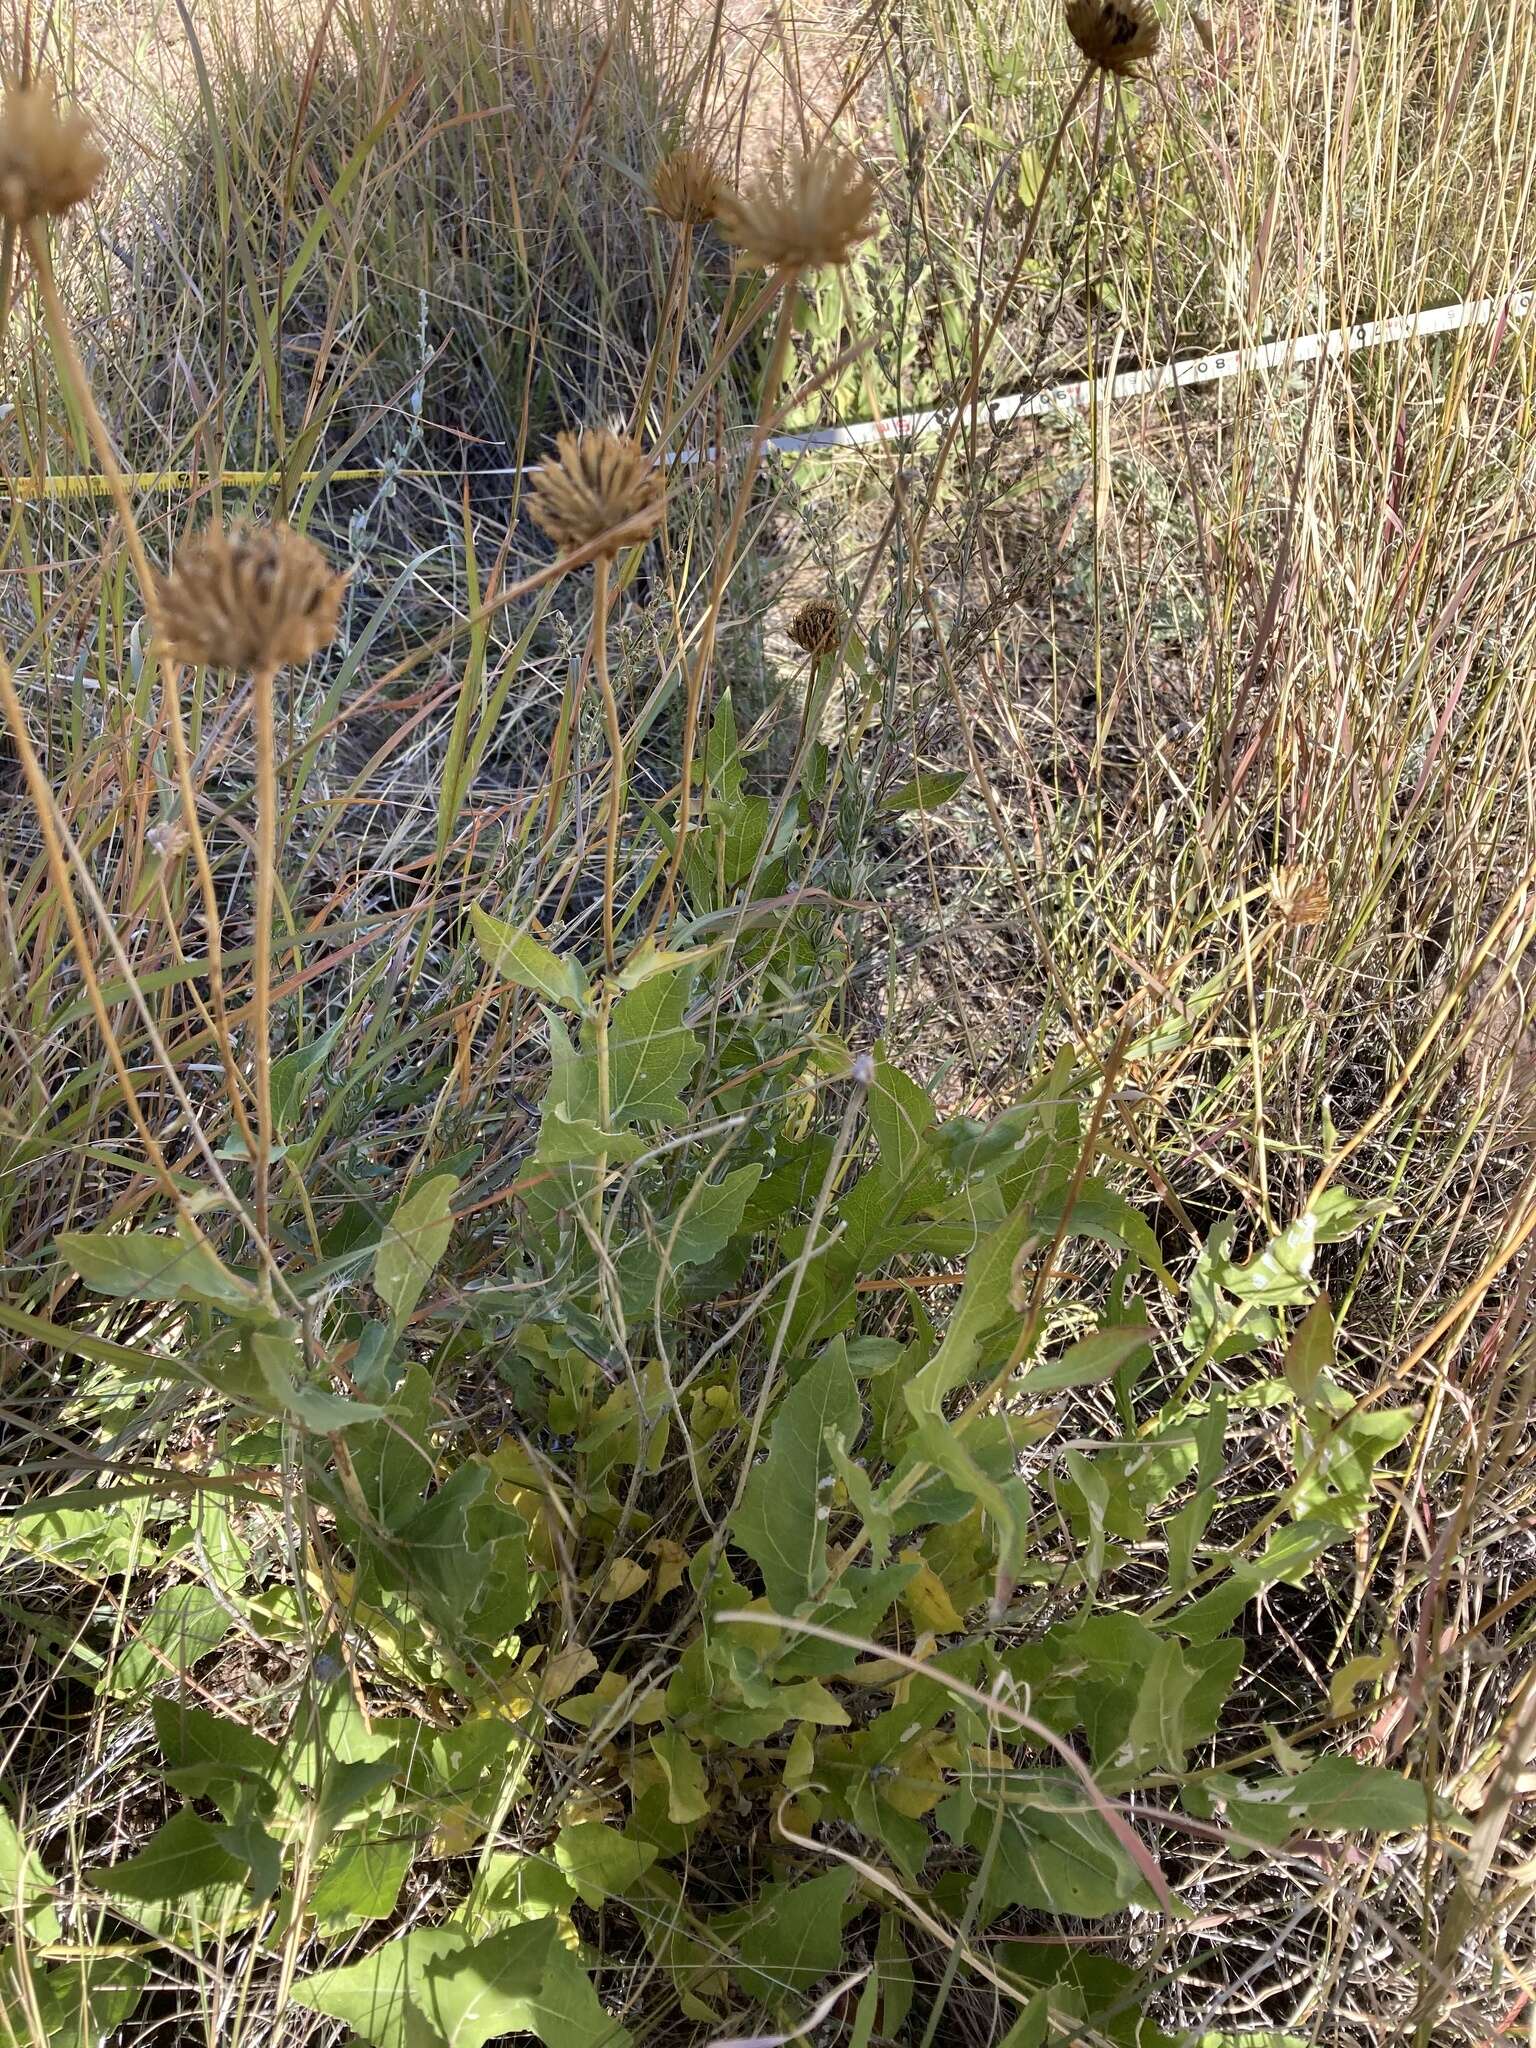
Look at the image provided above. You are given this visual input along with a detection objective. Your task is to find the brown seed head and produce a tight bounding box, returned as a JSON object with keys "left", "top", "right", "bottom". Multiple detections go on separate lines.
{"left": 0, "top": 80, "right": 105, "bottom": 225}
{"left": 1268, "top": 865, "right": 1331, "bottom": 931}
{"left": 155, "top": 524, "right": 346, "bottom": 671}
{"left": 650, "top": 147, "right": 730, "bottom": 227}
{"left": 717, "top": 143, "right": 876, "bottom": 272}
{"left": 527, "top": 429, "right": 664, "bottom": 559}
{"left": 1064, "top": 0, "right": 1161, "bottom": 74}
{"left": 788, "top": 597, "right": 841, "bottom": 657}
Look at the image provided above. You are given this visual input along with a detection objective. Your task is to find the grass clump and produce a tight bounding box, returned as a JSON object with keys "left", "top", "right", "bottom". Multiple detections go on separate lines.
{"left": 1, "top": 3, "right": 1535, "bottom": 2046}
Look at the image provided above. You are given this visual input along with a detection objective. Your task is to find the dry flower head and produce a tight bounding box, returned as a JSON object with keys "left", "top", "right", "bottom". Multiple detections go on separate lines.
{"left": 789, "top": 598, "right": 841, "bottom": 657}
{"left": 717, "top": 143, "right": 876, "bottom": 271}
{"left": 651, "top": 147, "right": 730, "bottom": 226}
{"left": 0, "top": 80, "right": 105, "bottom": 224}
{"left": 527, "top": 429, "right": 664, "bottom": 559}
{"left": 155, "top": 524, "right": 347, "bottom": 671}
{"left": 1268, "top": 865, "right": 1331, "bottom": 930}
{"left": 1064, "top": 0, "right": 1161, "bottom": 74}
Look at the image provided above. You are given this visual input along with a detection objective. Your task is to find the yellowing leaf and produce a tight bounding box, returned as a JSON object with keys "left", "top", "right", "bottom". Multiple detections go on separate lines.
{"left": 650, "top": 1729, "right": 711, "bottom": 1824}
{"left": 596, "top": 1558, "right": 649, "bottom": 1603}
{"left": 898, "top": 1548, "right": 966, "bottom": 1633}
{"left": 539, "top": 1645, "right": 598, "bottom": 1701}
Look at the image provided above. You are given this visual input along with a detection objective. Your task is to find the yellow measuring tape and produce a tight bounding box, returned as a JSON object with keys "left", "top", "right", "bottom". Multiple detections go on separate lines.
{"left": 0, "top": 466, "right": 408, "bottom": 499}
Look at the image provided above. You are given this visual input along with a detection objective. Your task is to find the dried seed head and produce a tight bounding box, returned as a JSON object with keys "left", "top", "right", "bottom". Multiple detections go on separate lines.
{"left": 1064, "top": 0, "right": 1161, "bottom": 74}
{"left": 527, "top": 429, "right": 664, "bottom": 559}
{"left": 155, "top": 524, "right": 346, "bottom": 671}
{"left": 0, "top": 80, "right": 105, "bottom": 225}
{"left": 788, "top": 597, "right": 841, "bottom": 657}
{"left": 717, "top": 143, "right": 876, "bottom": 272}
{"left": 1268, "top": 865, "right": 1331, "bottom": 930}
{"left": 651, "top": 146, "right": 730, "bottom": 227}
{"left": 147, "top": 817, "right": 192, "bottom": 861}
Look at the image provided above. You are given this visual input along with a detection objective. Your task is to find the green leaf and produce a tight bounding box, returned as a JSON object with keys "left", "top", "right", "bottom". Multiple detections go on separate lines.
{"left": 879, "top": 768, "right": 967, "bottom": 814}
{"left": 664, "top": 1164, "right": 763, "bottom": 1268}
{"left": 250, "top": 1326, "right": 384, "bottom": 1429}
{"left": 108, "top": 1583, "right": 232, "bottom": 1698}
{"left": 1123, "top": 1635, "right": 1199, "bottom": 1774}
{"left": 1, "top": 1955, "right": 146, "bottom": 2048}
{"left": 1284, "top": 1294, "right": 1333, "bottom": 1406}
{"left": 607, "top": 967, "right": 702, "bottom": 1125}
{"left": 293, "top": 1920, "right": 632, "bottom": 2048}
{"left": 1019, "top": 1321, "right": 1153, "bottom": 1395}
{"left": 649, "top": 1728, "right": 711, "bottom": 1825}
{"left": 724, "top": 1867, "right": 855, "bottom": 2006}
{"left": 905, "top": 1199, "right": 1034, "bottom": 1417}
{"left": 972, "top": 1782, "right": 1152, "bottom": 1921}
{"left": 374, "top": 1173, "right": 459, "bottom": 1325}
{"left": 55, "top": 1227, "right": 254, "bottom": 1312}
{"left": 470, "top": 908, "right": 590, "bottom": 1012}
{"left": 536, "top": 1110, "right": 649, "bottom": 1166}
{"left": 0, "top": 1803, "right": 59, "bottom": 1941}
{"left": 153, "top": 1699, "right": 287, "bottom": 1819}
{"left": 732, "top": 1346, "right": 859, "bottom": 1611}
{"left": 89, "top": 1808, "right": 252, "bottom": 1936}
{"left": 1288, "top": 1756, "right": 1428, "bottom": 1833}
{"left": 553, "top": 1823, "right": 658, "bottom": 1908}
{"left": 311, "top": 1837, "right": 414, "bottom": 1930}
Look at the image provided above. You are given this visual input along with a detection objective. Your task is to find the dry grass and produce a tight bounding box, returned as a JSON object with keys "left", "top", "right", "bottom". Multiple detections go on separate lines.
{"left": 1, "top": 0, "right": 1535, "bottom": 2043}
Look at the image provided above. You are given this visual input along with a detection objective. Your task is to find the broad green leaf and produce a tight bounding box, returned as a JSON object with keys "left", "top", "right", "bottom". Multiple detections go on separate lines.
{"left": 297, "top": 1920, "right": 631, "bottom": 2048}
{"left": 1289, "top": 1756, "right": 1428, "bottom": 1833}
{"left": 607, "top": 967, "right": 702, "bottom": 1125}
{"left": 664, "top": 1164, "right": 763, "bottom": 1268}
{"left": 724, "top": 1866, "right": 855, "bottom": 2005}
{"left": 250, "top": 1326, "right": 384, "bottom": 1429}
{"left": 153, "top": 1699, "right": 287, "bottom": 1819}
{"left": 55, "top": 1227, "right": 254, "bottom": 1312}
{"left": 879, "top": 768, "right": 967, "bottom": 814}
{"left": 905, "top": 1199, "right": 1035, "bottom": 1417}
{"left": 108, "top": 1583, "right": 232, "bottom": 1698}
{"left": 0, "top": 1804, "right": 59, "bottom": 1941}
{"left": 732, "top": 1346, "right": 859, "bottom": 1611}
{"left": 374, "top": 1174, "right": 459, "bottom": 1325}
{"left": 966, "top": 1782, "right": 1152, "bottom": 1922}
{"left": 310, "top": 1837, "right": 414, "bottom": 1930}
{"left": 553, "top": 1822, "right": 657, "bottom": 1907}
{"left": 1284, "top": 1294, "right": 1333, "bottom": 1406}
{"left": 470, "top": 908, "right": 590, "bottom": 1012}
{"left": 1019, "top": 1321, "right": 1153, "bottom": 1395}
{"left": 0, "top": 1955, "right": 146, "bottom": 2048}
{"left": 4, "top": 1498, "right": 153, "bottom": 1574}
{"left": 536, "top": 1111, "right": 649, "bottom": 1166}
{"left": 1123, "top": 1636, "right": 1198, "bottom": 1773}
{"left": 89, "top": 1808, "right": 251, "bottom": 1936}
{"left": 650, "top": 1728, "right": 711, "bottom": 1824}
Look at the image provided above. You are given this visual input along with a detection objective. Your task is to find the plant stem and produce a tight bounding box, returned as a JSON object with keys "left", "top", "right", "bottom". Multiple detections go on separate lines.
{"left": 655, "top": 266, "right": 801, "bottom": 931}
{"left": 252, "top": 661, "right": 280, "bottom": 1240}
{"left": 25, "top": 227, "right": 260, "bottom": 1182}
{"left": 590, "top": 554, "right": 623, "bottom": 970}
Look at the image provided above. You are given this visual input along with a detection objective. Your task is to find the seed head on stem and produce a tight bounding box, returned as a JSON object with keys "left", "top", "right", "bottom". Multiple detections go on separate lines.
{"left": 154, "top": 523, "right": 346, "bottom": 672}
{"left": 528, "top": 429, "right": 664, "bottom": 559}
{"left": 717, "top": 142, "right": 876, "bottom": 272}
{"left": 0, "top": 79, "right": 104, "bottom": 224}
{"left": 650, "top": 146, "right": 731, "bottom": 227}
{"left": 1064, "top": 0, "right": 1161, "bottom": 76}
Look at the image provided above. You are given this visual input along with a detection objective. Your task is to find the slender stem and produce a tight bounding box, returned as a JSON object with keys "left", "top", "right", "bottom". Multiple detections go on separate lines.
{"left": 25, "top": 228, "right": 259, "bottom": 1180}
{"left": 590, "top": 555, "right": 623, "bottom": 970}
{"left": 252, "top": 661, "right": 280, "bottom": 1240}
{"left": 655, "top": 267, "right": 801, "bottom": 931}
{"left": 0, "top": 648, "right": 264, "bottom": 1286}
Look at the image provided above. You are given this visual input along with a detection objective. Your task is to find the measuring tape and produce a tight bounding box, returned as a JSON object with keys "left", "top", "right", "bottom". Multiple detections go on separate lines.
{"left": 3, "top": 291, "right": 1529, "bottom": 500}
